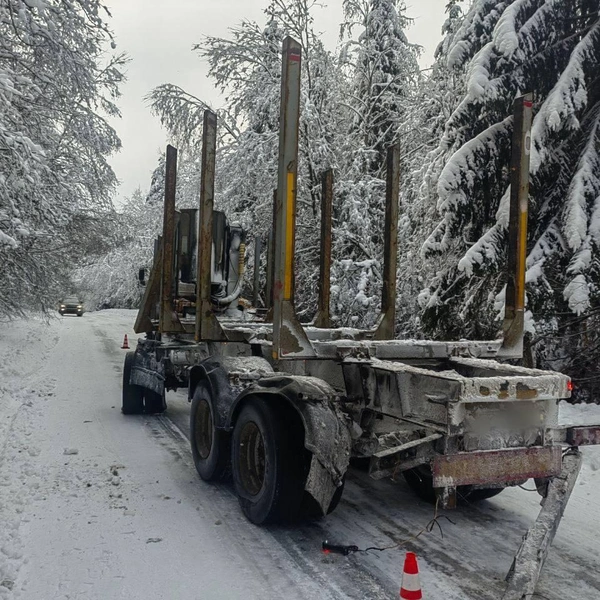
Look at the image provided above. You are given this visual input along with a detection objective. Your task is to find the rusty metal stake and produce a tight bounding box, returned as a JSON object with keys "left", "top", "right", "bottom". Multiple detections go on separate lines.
{"left": 159, "top": 145, "right": 184, "bottom": 334}
{"left": 272, "top": 37, "right": 315, "bottom": 359}
{"left": 196, "top": 110, "right": 226, "bottom": 342}
{"left": 265, "top": 189, "right": 277, "bottom": 316}
{"left": 135, "top": 237, "right": 163, "bottom": 334}
{"left": 374, "top": 144, "right": 400, "bottom": 340}
{"left": 314, "top": 169, "right": 333, "bottom": 328}
{"left": 500, "top": 93, "right": 533, "bottom": 358}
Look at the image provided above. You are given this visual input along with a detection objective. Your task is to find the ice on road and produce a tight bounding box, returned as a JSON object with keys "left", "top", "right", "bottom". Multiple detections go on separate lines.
{"left": 0, "top": 310, "right": 599, "bottom": 600}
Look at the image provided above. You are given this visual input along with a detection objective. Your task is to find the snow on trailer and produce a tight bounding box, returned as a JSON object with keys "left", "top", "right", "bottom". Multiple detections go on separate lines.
{"left": 121, "top": 36, "right": 600, "bottom": 598}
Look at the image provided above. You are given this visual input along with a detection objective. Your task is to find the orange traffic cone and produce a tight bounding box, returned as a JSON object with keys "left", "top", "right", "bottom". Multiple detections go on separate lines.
{"left": 400, "top": 552, "right": 423, "bottom": 599}
{"left": 121, "top": 334, "right": 130, "bottom": 349}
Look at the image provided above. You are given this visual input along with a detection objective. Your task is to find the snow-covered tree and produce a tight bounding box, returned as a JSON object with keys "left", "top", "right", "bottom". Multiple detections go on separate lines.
{"left": 329, "top": 0, "right": 421, "bottom": 328}
{"left": 148, "top": 1, "right": 345, "bottom": 317}
{"left": 390, "top": 0, "right": 468, "bottom": 334}
{"left": 341, "top": 0, "right": 421, "bottom": 173}
{"left": 419, "top": 0, "right": 600, "bottom": 394}
{"left": 0, "top": 0, "right": 126, "bottom": 317}
{"left": 77, "top": 150, "right": 203, "bottom": 310}
{"left": 416, "top": 1, "right": 468, "bottom": 163}
{"left": 75, "top": 188, "right": 161, "bottom": 310}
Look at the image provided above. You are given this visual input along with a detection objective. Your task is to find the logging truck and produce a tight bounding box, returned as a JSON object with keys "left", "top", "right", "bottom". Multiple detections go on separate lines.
{"left": 121, "top": 37, "right": 600, "bottom": 599}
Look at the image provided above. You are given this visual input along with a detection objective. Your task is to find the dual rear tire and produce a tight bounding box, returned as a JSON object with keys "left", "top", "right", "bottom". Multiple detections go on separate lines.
{"left": 190, "top": 385, "right": 343, "bottom": 525}
{"left": 231, "top": 398, "right": 307, "bottom": 524}
{"left": 190, "top": 383, "right": 230, "bottom": 481}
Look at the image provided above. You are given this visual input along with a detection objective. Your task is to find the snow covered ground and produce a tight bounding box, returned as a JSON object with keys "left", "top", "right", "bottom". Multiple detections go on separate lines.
{"left": 0, "top": 309, "right": 599, "bottom": 600}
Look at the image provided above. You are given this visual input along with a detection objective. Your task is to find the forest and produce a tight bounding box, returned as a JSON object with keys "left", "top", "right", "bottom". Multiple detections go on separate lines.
{"left": 2, "top": 0, "right": 599, "bottom": 400}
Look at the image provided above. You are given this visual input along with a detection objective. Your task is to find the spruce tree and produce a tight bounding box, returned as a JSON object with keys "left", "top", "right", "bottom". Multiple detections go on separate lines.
{"left": 420, "top": 0, "right": 600, "bottom": 397}
{"left": 342, "top": 0, "right": 420, "bottom": 175}
{"left": 331, "top": 0, "right": 420, "bottom": 328}
{"left": 396, "top": 1, "right": 468, "bottom": 335}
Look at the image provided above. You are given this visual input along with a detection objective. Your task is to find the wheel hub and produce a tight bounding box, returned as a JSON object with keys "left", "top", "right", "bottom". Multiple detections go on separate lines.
{"left": 239, "top": 421, "right": 265, "bottom": 496}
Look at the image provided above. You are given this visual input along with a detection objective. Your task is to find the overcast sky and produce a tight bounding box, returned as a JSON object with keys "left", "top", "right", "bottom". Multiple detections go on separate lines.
{"left": 104, "top": 1, "right": 446, "bottom": 207}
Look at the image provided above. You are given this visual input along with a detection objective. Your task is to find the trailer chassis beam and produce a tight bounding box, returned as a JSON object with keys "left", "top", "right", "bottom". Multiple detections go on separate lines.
{"left": 502, "top": 450, "right": 582, "bottom": 599}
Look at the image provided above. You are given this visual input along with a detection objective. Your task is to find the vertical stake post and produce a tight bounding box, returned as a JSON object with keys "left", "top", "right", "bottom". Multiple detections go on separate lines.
{"left": 253, "top": 236, "right": 262, "bottom": 308}
{"left": 265, "top": 189, "right": 277, "bottom": 314}
{"left": 195, "top": 110, "right": 226, "bottom": 342}
{"left": 272, "top": 37, "right": 315, "bottom": 359}
{"left": 501, "top": 93, "right": 533, "bottom": 358}
{"left": 134, "top": 237, "right": 163, "bottom": 334}
{"left": 373, "top": 144, "right": 400, "bottom": 340}
{"left": 159, "top": 145, "right": 183, "bottom": 333}
{"left": 314, "top": 169, "right": 333, "bottom": 328}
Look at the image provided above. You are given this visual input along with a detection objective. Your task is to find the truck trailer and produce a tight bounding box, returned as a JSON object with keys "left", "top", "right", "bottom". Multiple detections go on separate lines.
{"left": 122, "top": 37, "right": 600, "bottom": 598}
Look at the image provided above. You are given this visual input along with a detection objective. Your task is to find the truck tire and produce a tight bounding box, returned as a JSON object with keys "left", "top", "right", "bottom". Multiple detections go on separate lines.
{"left": 403, "top": 465, "right": 504, "bottom": 504}
{"left": 122, "top": 352, "right": 144, "bottom": 415}
{"left": 144, "top": 389, "right": 167, "bottom": 414}
{"left": 231, "top": 398, "right": 306, "bottom": 524}
{"left": 190, "top": 382, "right": 230, "bottom": 481}
{"left": 464, "top": 487, "right": 504, "bottom": 502}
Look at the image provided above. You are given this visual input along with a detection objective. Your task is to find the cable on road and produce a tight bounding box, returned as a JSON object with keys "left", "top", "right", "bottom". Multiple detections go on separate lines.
{"left": 322, "top": 499, "right": 455, "bottom": 557}
{"left": 518, "top": 484, "right": 539, "bottom": 492}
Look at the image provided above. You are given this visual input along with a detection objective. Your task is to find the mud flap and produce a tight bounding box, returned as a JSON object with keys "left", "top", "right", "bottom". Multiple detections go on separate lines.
{"left": 298, "top": 400, "right": 351, "bottom": 514}
{"left": 129, "top": 344, "right": 165, "bottom": 396}
{"left": 503, "top": 450, "right": 582, "bottom": 600}
{"left": 305, "top": 458, "right": 338, "bottom": 514}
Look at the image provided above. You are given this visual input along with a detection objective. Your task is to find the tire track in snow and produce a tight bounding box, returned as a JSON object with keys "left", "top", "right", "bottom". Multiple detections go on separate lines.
{"left": 152, "top": 415, "right": 397, "bottom": 600}
{"left": 160, "top": 393, "right": 600, "bottom": 600}
{"left": 162, "top": 395, "right": 500, "bottom": 599}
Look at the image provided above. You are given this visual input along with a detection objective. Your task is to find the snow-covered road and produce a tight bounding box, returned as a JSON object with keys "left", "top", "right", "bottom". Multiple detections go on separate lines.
{"left": 1, "top": 310, "right": 599, "bottom": 600}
